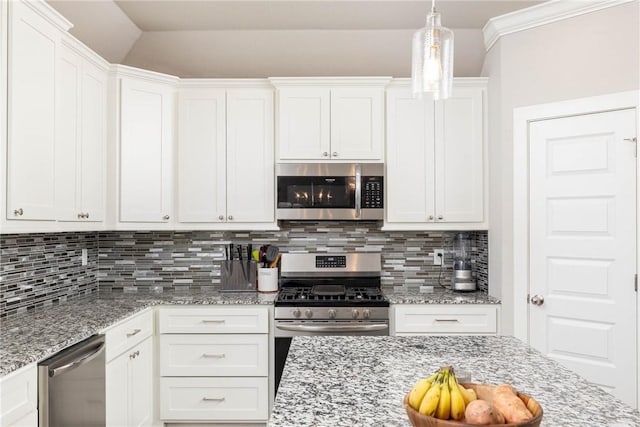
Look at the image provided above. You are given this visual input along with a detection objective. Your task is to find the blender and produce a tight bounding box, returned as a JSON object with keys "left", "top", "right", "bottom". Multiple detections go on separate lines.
{"left": 452, "top": 233, "right": 476, "bottom": 292}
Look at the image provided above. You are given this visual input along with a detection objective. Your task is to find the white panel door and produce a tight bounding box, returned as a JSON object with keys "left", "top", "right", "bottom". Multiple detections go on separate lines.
{"left": 7, "top": 1, "right": 59, "bottom": 220}
{"left": 79, "top": 60, "right": 106, "bottom": 222}
{"left": 529, "top": 109, "right": 637, "bottom": 407}
{"left": 226, "top": 88, "right": 274, "bottom": 223}
{"left": 435, "top": 86, "right": 484, "bottom": 223}
{"left": 55, "top": 44, "right": 82, "bottom": 221}
{"left": 277, "top": 87, "right": 330, "bottom": 160}
{"left": 106, "top": 350, "right": 129, "bottom": 427}
{"left": 330, "top": 87, "right": 384, "bottom": 160}
{"left": 385, "top": 87, "right": 435, "bottom": 223}
{"left": 177, "top": 88, "right": 226, "bottom": 223}
{"left": 130, "top": 337, "right": 153, "bottom": 427}
{"left": 120, "top": 78, "right": 173, "bottom": 222}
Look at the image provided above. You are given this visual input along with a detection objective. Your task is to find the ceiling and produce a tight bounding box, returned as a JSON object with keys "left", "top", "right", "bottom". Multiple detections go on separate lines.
{"left": 47, "top": 0, "right": 545, "bottom": 78}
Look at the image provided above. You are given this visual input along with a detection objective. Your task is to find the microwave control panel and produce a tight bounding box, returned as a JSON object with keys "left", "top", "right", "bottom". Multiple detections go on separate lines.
{"left": 362, "top": 177, "right": 383, "bottom": 209}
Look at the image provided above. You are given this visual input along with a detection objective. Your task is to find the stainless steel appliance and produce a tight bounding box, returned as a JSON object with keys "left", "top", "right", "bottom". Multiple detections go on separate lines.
{"left": 452, "top": 232, "right": 476, "bottom": 292}
{"left": 38, "top": 334, "right": 105, "bottom": 427}
{"left": 276, "top": 163, "right": 384, "bottom": 220}
{"left": 274, "top": 253, "right": 389, "bottom": 393}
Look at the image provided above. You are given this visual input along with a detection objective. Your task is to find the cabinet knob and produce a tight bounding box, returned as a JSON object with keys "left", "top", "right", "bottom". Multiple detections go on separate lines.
{"left": 78, "top": 213, "right": 83, "bottom": 219}
{"left": 228, "top": 215, "right": 233, "bottom": 220}
{"left": 218, "top": 215, "right": 224, "bottom": 221}
{"left": 428, "top": 215, "right": 434, "bottom": 220}
{"left": 14, "top": 208, "right": 23, "bottom": 216}
{"left": 437, "top": 215, "right": 443, "bottom": 220}
{"left": 322, "top": 152, "right": 328, "bottom": 157}
{"left": 332, "top": 152, "right": 338, "bottom": 157}
{"left": 163, "top": 215, "right": 170, "bottom": 220}
{"left": 85, "top": 212, "right": 89, "bottom": 219}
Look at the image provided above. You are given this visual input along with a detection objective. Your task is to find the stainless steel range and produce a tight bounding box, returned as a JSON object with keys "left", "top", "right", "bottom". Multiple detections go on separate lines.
{"left": 274, "top": 253, "right": 389, "bottom": 393}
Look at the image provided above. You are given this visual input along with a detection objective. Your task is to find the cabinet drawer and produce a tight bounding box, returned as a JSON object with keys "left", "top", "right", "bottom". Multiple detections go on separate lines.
{"left": 160, "top": 334, "right": 268, "bottom": 377}
{"left": 0, "top": 364, "right": 37, "bottom": 426}
{"left": 104, "top": 308, "right": 154, "bottom": 361}
{"left": 159, "top": 307, "right": 268, "bottom": 334}
{"left": 160, "top": 377, "right": 268, "bottom": 421}
{"left": 394, "top": 305, "right": 497, "bottom": 335}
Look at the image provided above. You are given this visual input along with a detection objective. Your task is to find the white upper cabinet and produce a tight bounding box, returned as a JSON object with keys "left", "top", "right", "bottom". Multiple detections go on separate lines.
{"left": 6, "top": 0, "right": 66, "bottom": 221}
{"left": 177, "top": 88, "right": 227, "bottom": 223}
{"left": 226, "top": 88, "right": 275, "bottom": 223}
{"left": 56, "top": 40, "right": 107, "bottom": 223}
{"left": 119, "top": 77, "right": 174, "bottom": 223}
{"left": 385, "top": 79, "right": 487, "bottom": 230}
{"left": 176, "top": 84, "right": 275, "bottom": 226}
{"left": 271, "top": 78, "right": 390, "bottom": 162}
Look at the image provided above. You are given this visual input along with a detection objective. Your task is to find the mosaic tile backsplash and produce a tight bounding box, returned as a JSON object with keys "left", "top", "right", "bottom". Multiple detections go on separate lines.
{"left": 0, "top": 224, "right": 488, "bottom": 317}
{"left": 98, "top": 222, "right": 488, "bottom": 293}
{"left": 0, "top": 233, "right": 99, "bottom": 318}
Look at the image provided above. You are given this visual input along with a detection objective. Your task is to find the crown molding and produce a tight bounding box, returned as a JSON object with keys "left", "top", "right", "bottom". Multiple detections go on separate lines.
{"left": 109, "top": 64, "right": 180, "bottom": 85}
{"left": 61, "top": 34, "right": 110, "bottom": 72}
{"left": 179, "top": 78, "right": 274, "bottom": 89}
{"left": 483, "top": 0, "right": 636, "bottom": 52}
{"left": 386, "top": 77, "right": 488, "bottom": 89}
{"left": 18, "top": 0, "right": 73, "bottom": 32}
{"left": 269, "top": 77, "right": 392, "bottom": 88}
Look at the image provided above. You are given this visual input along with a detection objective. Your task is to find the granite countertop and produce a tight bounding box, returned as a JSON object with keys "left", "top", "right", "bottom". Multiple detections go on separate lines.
{"left": 0, "top": 289, "right": 276, "bottom": 377}
{"left": 0, "top": 286, "right": 498, "bottom": 377}
{"left": 384, "top": 286, "right": 500, "bottom": 304}
{"left": 269, "top": 335, "right": 640, "bottom": 427}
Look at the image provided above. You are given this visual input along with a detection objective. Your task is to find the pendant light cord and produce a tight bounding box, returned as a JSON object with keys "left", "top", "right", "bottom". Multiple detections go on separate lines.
{"left": 431, "top": 0, "right": 436, "bottom": 13}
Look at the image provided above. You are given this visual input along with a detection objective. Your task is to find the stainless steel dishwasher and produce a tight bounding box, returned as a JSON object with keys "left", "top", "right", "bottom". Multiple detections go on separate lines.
{"left": 38, "top": 334, "right": 106, "bottom": 427}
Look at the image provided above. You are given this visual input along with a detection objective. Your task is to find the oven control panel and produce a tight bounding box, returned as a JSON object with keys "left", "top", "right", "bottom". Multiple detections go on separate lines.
{"left": 315, "top": 255, "right": 346, "bottom": 268}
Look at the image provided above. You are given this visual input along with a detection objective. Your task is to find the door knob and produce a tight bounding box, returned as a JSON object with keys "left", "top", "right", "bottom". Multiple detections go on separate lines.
{"left": 530, "top": 295, "right": 545, "bottom": 306}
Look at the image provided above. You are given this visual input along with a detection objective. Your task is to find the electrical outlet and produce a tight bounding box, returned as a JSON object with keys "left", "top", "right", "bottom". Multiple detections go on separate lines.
{"left": 433, "top": 249, "right": 444, "bottom": 266}
{"left": 81, "top": 248, "right": 88, "bottom": 266}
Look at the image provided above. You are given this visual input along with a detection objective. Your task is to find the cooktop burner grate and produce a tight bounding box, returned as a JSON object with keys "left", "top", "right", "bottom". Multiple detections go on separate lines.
{"left": 276, "top": 286, "right": 387, "bottom": 304}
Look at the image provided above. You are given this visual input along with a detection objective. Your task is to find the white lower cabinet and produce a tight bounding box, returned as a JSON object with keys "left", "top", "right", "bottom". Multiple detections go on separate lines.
{"left": 392, "top": 304, "right": 499, "bottom": 336}
{"left": 104, "top": 309, "right": 154, "bottom": 427}
{"left": 158, "top": 306, "right": 270, "bottom": 423}
{"left": 0, "top": 364, "right": 37, "bottom": 427}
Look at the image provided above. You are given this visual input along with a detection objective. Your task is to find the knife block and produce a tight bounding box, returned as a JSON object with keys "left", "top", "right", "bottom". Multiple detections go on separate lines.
{"left": 220, "top": 260, "right": 257, "bottom": 292}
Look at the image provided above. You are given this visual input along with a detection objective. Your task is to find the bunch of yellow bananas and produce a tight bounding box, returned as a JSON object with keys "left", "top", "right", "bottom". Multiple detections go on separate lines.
{"left": 407, "top": 366, "right": 478, "bottom": 421}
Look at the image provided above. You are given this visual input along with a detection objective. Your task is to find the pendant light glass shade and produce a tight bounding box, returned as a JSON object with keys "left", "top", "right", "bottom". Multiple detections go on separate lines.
{"left": 412, "top": 10, "right": 454, "bottom": 100}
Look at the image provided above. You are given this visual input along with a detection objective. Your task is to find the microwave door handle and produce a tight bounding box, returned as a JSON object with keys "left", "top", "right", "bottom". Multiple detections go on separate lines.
{"left": 355, "top": 164, "right": 362, "bottom": 218}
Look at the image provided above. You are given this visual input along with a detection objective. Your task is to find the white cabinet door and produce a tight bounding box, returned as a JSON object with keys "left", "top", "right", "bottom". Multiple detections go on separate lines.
{"left": 435, "top": 86, "right": 484, "bottom": 223}
{"left": 106, "top": 337, "right": 153, "bottom": 427}
{"left": 385, "top": 87, "right": 435, "bottom": 222}
{"left": 7, "top": 1, "right": 59, "bottom": 220}
{"left": 79, "top": 59, "right": 106, "bottom": 222}
{"left": 177, "top": 88, "right": 226, "bottom": 222}
{"left": 55, "top": 44, "right": 82, "bottom": 221}
{"left": 120, "top": 78, "right": 173, "bottom": 222}
{"left": 56, "top": 44, "right": 106, "bottom": 223}
{"left": 330, "top": 87, "right": 384, "bottom": 161}
{"left": 226, "top": 89, "right": 274, "bottom": 222}
{"left": 130, "top": 337, "right": 153, "bottom": 427}
{"left": 277, "top": 87, "right": 330, "bottom": 160}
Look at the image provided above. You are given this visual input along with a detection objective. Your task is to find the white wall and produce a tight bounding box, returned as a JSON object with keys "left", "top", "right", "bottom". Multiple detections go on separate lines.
{"left": 482, "top": 1, "right": 640, "bottom": 335}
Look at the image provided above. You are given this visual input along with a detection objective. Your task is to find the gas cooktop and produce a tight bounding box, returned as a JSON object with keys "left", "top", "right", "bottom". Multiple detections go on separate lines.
{"left": 275, "top": 285, "right": 388, "bottom": 307}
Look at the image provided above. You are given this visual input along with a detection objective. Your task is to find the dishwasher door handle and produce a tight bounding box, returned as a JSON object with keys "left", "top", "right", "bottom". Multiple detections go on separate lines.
{"left": 49, "top": 341, "right": 106, "bottom": 378}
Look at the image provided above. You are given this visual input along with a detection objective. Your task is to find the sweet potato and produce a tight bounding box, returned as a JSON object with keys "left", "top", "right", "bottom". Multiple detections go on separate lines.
{"left": 464, "top": 399, "right": 505, "bottom": 425}
{"left": 468, "top": 383, "right": 496, "bottom": 402}
{"left": 492, "top": 384, "right": 533, "bottom": 423}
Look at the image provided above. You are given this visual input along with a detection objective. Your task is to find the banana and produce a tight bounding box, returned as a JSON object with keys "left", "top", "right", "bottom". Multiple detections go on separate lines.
{"left": 459, "top": 385, "right": 477, "bottom": 404}
{"left": 448, "top": 373, "right": 466, "bottom": 421}
{"left": 418, "top": 371, "right": 442, "bottom": 416}
{"left": 435, "top": 369, "right": 451, "bottom": 420}
{"left": 408, "top": 372, "right": 438, "bottom": 410}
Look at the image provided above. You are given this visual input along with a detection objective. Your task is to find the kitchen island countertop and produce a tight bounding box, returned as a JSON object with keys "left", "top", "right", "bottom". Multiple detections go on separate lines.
{"left": 269, "top": 335, "right": 640, "bottom": 427}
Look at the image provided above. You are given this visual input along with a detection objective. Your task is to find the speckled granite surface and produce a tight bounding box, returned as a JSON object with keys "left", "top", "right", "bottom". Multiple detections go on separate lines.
{"left": 0, "top": 290, "right": 276, "bottom": 377}
{"left": 385, "top": 286, "right": 500, "bottom": 304}
{"left": 269, "top": 336, "right": 640, "bottom": 427}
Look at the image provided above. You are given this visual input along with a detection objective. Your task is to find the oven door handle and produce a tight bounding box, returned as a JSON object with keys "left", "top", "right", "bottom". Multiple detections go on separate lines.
{"left": 276, "top": 323, "right": 388, "bottom": 333}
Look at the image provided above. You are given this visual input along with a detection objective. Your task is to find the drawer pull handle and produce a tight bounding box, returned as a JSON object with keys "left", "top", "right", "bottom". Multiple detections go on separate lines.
{"left": 202, "top": 353, "right": 226, "bottom": 358}
{"left": 434, "top": 319, "right": 460, "bottom": 322}
{"left": 201, "top": 319, "right": 226, "bottom": 324}
{"left": 126, "top": 329, "right": 142, "bottom": 337}
{"left": 202, "top": 397, "right": 226, "bottom": 402}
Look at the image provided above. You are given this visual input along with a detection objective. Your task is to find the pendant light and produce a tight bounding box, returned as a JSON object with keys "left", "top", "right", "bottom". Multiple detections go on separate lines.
{"left": 412, "top": 0, "right": 454, "bottom": 100}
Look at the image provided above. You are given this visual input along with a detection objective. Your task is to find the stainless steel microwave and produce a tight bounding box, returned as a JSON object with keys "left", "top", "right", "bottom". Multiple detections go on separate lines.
{"left": 276, "top": 163, "right": 384, "bottom": 220}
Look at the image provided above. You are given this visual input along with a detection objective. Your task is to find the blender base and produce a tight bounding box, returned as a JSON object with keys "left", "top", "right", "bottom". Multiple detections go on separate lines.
{"left": 452, "top": 281, "right": 477, "bottom": 292}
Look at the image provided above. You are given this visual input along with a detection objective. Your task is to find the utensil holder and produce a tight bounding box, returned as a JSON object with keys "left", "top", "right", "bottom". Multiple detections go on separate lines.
{"left": 221, "top": 260, "right": 257, "bottom": 292}
{"left": 257, "top": 267, "right": 279, "bottom": 293}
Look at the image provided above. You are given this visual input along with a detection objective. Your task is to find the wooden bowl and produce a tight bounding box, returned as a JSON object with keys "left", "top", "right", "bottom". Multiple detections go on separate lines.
{"left": 403, "top": 383, "right": 543, "bottom": 427}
